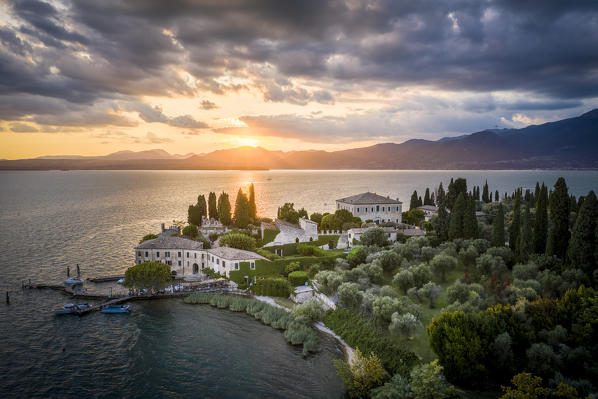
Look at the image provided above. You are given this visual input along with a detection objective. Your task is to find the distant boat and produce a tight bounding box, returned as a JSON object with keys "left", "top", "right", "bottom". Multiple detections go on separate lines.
{"left": 53, "top": 303, "right": 90, "bottom": 315}
{"left": 100, "top": 304, "right": 130, "bottom": 314}
{"left": 117, "top": 278, "right": 125, "bottom": 284}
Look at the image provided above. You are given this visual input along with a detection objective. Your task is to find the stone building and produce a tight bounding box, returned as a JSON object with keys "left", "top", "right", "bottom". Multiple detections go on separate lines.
{"left": 135, "top": 230, "right": 204, "bottom": 275}
{"left": 204, "top": 247, "right": 268, "bottom": 277}
{"left": 347, "top": 226, "right": 426, "bottom": 246}
{"left": 336, "top": 192, "right": 402, "bottom": 223}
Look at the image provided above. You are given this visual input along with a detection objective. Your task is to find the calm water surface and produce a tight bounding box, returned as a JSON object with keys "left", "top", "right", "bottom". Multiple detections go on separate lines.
{"left": 1, "top": 170, "right": 597, "bottom": 397}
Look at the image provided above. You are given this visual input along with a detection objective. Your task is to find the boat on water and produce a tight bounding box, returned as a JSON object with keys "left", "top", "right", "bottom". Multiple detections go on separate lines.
{"left": 116, "top": 278, "right": 125, "bottom": 284}
{"left": 64, "top": 277, "right": 84, "bottom": 285}
{"left": 100, "top": 304, "right": 131, "bottom": 314}
{"left": 53, "top": 303, "right": 90, "bottom": 315}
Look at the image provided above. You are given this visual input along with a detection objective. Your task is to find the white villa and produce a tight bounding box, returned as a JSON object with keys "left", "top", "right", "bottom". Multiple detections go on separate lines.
{"left": 417, "top": 205, "right": 439, "bottom": 221}
{"left": 135, "top": 224, "right": 268, "bottom": 277}
{"left": 263, "top": 217, "right": 319, "bottom": 247}
{"left": 336, "top": 192, "right": 402, "bottom": 224}
{"left": 347, "top": 226, "right": 426, "bottom": 246}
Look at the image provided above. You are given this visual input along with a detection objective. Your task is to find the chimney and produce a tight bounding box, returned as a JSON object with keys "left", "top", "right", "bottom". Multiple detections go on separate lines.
{"left": 161, "top": 223, "right": 165, "bottom": 233}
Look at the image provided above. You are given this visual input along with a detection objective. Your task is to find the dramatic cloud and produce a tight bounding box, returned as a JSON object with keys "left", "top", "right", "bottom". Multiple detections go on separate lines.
{"left": 135, "top": 132, "right": 173, "bottom": 144}
{"left": 9, "top": 122, "right": 38, "bottom": 132}
{"left": 1, "top": 0, "right": 597, "bottom": 151}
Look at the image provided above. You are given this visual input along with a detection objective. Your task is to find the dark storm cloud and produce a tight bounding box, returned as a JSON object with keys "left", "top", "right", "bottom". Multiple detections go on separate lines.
{"left": 1, "top": 0, "right": 597, "bottom": 126}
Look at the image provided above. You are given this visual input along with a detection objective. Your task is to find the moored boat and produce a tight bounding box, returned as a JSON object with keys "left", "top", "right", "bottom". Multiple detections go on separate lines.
{"left": 53, "top": 303, "right": 89, "bottom": 315}
{"left": 64, "top": 277, "right": 84, "bottom": 285}
{"left": 100, "top": 304, "right": 131, "bottom": 313}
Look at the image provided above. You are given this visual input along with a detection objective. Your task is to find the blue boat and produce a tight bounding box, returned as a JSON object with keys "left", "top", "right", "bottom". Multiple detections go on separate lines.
{"left": 100, "top": 304, "right": 131, "bottom": 314}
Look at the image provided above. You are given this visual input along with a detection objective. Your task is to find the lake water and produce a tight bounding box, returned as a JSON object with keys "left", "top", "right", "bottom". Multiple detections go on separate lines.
{"left": 1, "top": 170, "right": 597, "bottom": 397}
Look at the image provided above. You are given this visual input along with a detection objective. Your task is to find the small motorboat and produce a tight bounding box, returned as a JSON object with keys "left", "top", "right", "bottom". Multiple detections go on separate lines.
{"left": 53, "top": 303, "right": 89, "bottom": 315}
{"left": 64, "top": 277, "right": 83, "bottom": 285}
{"left": 116, "top": 278, "right": 125, "bottom": 284}
{"left": 100, "top": 304, "right": 131, "bottom": 314}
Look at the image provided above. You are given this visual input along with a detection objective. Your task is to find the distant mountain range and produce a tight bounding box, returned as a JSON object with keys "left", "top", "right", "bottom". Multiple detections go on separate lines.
{"left": 2, "top": 109, "right": 597, "bottom": 170}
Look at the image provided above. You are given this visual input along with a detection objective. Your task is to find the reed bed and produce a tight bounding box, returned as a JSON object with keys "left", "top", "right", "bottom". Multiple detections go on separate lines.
{"left": 185, "top": 293, "right": 320, "bottom": 355}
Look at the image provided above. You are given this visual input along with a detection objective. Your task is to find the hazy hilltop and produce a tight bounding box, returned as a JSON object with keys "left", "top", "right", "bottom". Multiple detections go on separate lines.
{"left": 2, "top": 109, "right": 597, "bottom": 170}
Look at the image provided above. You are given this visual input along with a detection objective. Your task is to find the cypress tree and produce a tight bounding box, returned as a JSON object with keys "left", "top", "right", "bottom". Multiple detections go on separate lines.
{"left": 463, "top": 196, "right": 478, "bottom": 239}
{"left": 495, "top": 190, "right": 499, "bottom": 202}
{"left": 567, "top": 191, "right": 598, "bottom": 276}
{"left": 447, "top": 178, "right": 467, "bottom": 210}
{"left": 208, "top": 192, "right": 218, "bottom": 220}
{"left": 217, "top": 192, "right": 232, "bottom": 226}
{"left": 436, "top": 202, "right": 450, "bottom": 241}
{"left": 492, "top": 203, "right": 505, "bottom": 247}
{"left": 534, "top": 182, "right": 540, "bottom": 203}
{"left": 449, "top": 193, "right": 466, "bottom": 240}
{"left": 437, "top": 182, "right": 445, "bottom": 205}
{"left": 410, "top": 190, "right": 419, "bottom": 210}
{"left": 569, "top": 194, "right": 578, "bottom": 214}
{"left": 509, "top": 195, "right": 521, "bottom": 252}
{"left": 482, "top": 181, "right": 489, "bottom": 203}
{"left": 233, "top": 188, "right": 250, "bottom": 228}
{"left": 548, "top": 177, "right": 570, "bottom": 260}
{"left": 431, "top": 192, "right": 436, "bottom": 206}
{"left": 424, "top": 188, "right": 431, "bottom": 206}
{"left": 518, "top": 205, "right": 533, "bottom": 263}
{"left": 533, "top": 184, "right": 548, "bottom": 254}
{"left": 490, "top": 191, "right": 493, "bottom": 202}
{"left": 248, "top": 183, "right": 257, "bottom": 223}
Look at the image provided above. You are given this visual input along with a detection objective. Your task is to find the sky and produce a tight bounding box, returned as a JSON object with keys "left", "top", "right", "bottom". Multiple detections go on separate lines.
{"left": 1, "top": 0, "right": 597, "bottom": 159}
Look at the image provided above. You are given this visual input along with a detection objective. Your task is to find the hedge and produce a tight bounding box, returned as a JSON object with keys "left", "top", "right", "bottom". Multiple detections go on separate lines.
{"left": 228, "top": 255, "right": 343, "bottom": 284}
{"left": 250, "top": 277, "right": 292, "bottom": 297}
{"left": 262, "top": 229, "right": 279, "bottom": 245}
{"left": 260, "top": 235, "right": 340, "bottom": 256}
{"left": 288, "top": 271, "right": 309, "bottom": 286}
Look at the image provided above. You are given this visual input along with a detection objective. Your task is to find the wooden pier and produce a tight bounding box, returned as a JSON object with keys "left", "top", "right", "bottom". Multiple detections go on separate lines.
{"left": 86, "top": 275, "right": 124, "bottom": 283}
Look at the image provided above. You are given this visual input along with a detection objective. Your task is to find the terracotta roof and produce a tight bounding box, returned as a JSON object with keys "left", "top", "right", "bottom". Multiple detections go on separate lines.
{"left": 336, "top": 192, "right": 402, "bottom": 205}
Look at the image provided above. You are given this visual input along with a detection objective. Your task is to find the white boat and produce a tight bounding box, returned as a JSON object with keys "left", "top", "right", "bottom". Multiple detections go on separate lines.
{"left": 117, "top": 278, "right": 125, "bottom": 284}
{"left": 64, "top": 277, "right": 83, "bottom": 285}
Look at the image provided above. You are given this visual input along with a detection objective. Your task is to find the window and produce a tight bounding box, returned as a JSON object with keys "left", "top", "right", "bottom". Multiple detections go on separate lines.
{"left": 145, "top": 251, "right": 148, "bottom": 257}
{"left": 382, "top": 206, "right": 385, "bottom": 211}
{"left": 235, "top": 262, "right": 239, "bottom": 270}
{"left": 187, "top": 252, "right": 189, "bottom": 257}
{"left": 222, "top": 261, "right": 226, "bottom": 267}
{"left": 178, "top": 260, "right": 181, "bottom": 266}
{"left": 396, "top": 206, "right": 399, "bottom": 211}
{"left": 357, "top": 207, "right": 360, "bottom": 213}
{"left": 216, "top": 259, "right": 219, "bottom": 265}
{"left": 137, "top": 251, "right": 141, "bottom": 256}
{"left": 376, "top": 205, "right": 379, "bottom": 212}
{"left": 165, "top": 251, "right": 170, "bottom": 258}
{"left": 157, "top": 251, "right": 160, "bottom": 257}
{"left": 178, "top": 252, "right": 181, "bottom": 257}
{"left": 250, "top": 262, "right": 255, "bottom": 270}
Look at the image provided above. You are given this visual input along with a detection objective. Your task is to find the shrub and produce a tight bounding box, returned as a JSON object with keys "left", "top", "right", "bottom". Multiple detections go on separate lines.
{"left": 292, "top": 298, "right": 325, "bottom": 322}
{"left": 297, "top": 243, "right": 316, "bottom": 256}
{"left": 285, "top": 261, "right": 302, "bottom": 274}
{"left": 139, "top": 233, "right": 157, "bottom": 243}
{"left": 219, "top": 232, "right": 257, "bottom": 251}
{"left": 288, "top": 270, "right": 309, "bottom": 286}
{"left": 256, "top": 248, "right": 280, "bottom": 261}
{"left": 182, "top": 224, "right": 198, "bottom": 238}
{"left": 338, "top": 282, "right": 363, "bottom": 308}
{"left": 360, "top": 227, "right": 389, "bottom": 247}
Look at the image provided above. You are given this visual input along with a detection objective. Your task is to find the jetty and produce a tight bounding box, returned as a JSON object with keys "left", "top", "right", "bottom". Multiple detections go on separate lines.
{"left": 87, "top": 275, "right": 124, "bottom": 283}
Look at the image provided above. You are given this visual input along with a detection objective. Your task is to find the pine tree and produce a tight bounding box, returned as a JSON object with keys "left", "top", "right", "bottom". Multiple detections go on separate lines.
{"left": 217, "top": 192, "right": 232, "bottom": 226}
{"left": 482, "top": 181, "right": 489, "bottom": 203}
{"left": 424, "top": 188, "right": 431, "bottom": 206}
{"left": 410, "top": 190, "right": 420, "bottom": 210}
{"left": 463, "top": 196, "right": 478, "bottom": 239}
{"left": 233, "top": 188, "right": 250, "bottom": 228}
{"left": 518, "top": 204, "right": 532, "bottom": 262}
{"left": 436, "top": 201, "right": 450, "bottom": 241}
{"left": 248, "top": 183, "right": 257, "bottom": 223}
{"left": 449, "top": 193, "right": 466, "bottom": 240}
{"left": 509, "top": 195, "right": 521, "bottom": 252}
{"left": 567, "top": 190, "right": 598, "bottom": 276}
{"left": 533, "top": 184, "right": 548, "bottom": 254}
{"left": 208, "top": 192, "right": 218, "bottom": 220}
{"left": 492, "top": 203, "right": 505, "bottom": 247}
{"left": 495, "top": 190, "right": 499, "bottom": 202}
{"left": 548, "top": 177, "right": 570, "bottom": 260}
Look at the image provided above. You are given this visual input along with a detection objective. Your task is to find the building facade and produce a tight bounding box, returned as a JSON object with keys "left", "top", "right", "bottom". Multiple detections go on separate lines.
{"left": 347, "top": 226, "right": 426, "bottom": 246}
{"left": 135, "top": 231, "right": 205, "bottom": 275}
{"left": 204, "top": 247, "right": 268, "bottom": 277}
{"left": 336, "top": 192, "right": 403, "bottom": 223}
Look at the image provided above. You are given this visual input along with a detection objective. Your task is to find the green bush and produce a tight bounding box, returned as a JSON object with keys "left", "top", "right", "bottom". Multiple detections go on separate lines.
{"left": 139, "top": 233, "right": 157, "bottom": 243}
{"left": 297, "top": 243, "right": 316, "bottom": 256}
{"left": 182, "top": 225, "right": 198, "bottom": 238}
{"left": 219, "top": 233, "right": 257, "bottom": 251}
{"left": 288, "top": 271, "right": 309, "bottom": 286}
{"left": 250, "top": 277, "right": 292, "bottom": 297}
{"left": 324, "top": 308, "right": 419, "bottom": 375}
{"left": 257, "top": 248, "right": 280, "bottom": 260}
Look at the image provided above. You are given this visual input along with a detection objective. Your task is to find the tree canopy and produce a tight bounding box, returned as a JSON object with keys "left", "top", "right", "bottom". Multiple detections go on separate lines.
{"left": 217, "top": 191, "right": 232, "bottom": 225}
{"left": 123, "top": 261, "right": 172, "bottom": 291}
